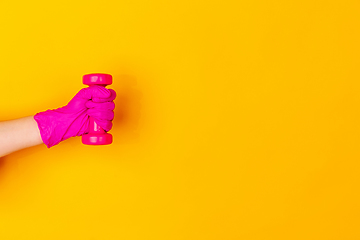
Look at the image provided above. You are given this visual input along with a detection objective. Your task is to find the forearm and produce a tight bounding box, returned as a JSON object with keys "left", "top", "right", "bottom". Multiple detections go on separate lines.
{"left": 0, "top": 116, "right": 43, "bottom": 157}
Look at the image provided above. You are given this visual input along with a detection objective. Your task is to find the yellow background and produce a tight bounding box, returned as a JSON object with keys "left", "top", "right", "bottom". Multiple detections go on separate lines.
{"left": 0, "top": 0, "right": 360, "bottom": 239}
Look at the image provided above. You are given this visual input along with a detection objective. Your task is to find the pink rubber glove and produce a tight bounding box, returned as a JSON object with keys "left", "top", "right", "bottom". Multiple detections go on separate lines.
{"left": 34, "top": 86, "right": 116, "bottom": 148}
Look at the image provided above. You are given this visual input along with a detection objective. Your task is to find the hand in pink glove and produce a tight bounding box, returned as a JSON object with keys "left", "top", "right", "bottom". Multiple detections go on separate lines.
{"left": 34, "top": 86, "right": 116, "bottom": 148}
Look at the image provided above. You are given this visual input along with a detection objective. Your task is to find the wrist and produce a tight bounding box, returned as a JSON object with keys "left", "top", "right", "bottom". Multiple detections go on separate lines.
{"left": 34, "top": 109, "right": 66, "bottom": 148}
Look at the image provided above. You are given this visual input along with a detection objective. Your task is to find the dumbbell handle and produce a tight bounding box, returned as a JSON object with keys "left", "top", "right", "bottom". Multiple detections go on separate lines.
{"left": 88, "top": 116, "right": 106, "bottom": 134}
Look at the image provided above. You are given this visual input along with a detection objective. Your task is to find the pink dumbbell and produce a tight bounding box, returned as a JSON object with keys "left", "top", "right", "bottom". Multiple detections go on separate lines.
{"left": 82, "top": 73, "right": 113, "bottom": 145}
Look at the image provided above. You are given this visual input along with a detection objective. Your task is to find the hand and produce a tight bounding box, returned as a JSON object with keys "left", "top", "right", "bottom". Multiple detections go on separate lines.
{"left": 34, "top": 85, "right": 116, "bottom": 148}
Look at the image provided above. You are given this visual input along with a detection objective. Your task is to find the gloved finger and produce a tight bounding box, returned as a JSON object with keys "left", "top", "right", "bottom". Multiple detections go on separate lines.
{"left": 92, "top": 89, "right": 116, "bottom": 103}
{"left": 85, "top": 101, "right": 115, "bottom": 110}
{"left": 78, "top": 85, "right": 112, "bottom": 100}
{"left": 93, "top": 119, "right": 113, "bottom": 132}
{"left": 87, "top": 108, "right": 114, "bottom": 121}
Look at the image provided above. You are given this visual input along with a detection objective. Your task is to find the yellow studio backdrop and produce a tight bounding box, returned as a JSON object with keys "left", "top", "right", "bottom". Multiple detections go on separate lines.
{"left": 0, "top": 0, "right": 360, "bottom": 239}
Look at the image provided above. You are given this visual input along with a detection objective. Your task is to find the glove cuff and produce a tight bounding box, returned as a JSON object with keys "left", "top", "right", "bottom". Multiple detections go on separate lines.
{"left": 34, "top": 110, "right": 64, "bottom": 148}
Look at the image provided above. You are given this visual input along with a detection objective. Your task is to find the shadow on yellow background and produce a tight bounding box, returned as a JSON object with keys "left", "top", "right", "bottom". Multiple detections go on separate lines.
{"left": 1, "top": 0, "right": 360, "bottom": 239}
{"left": 112, "top": 74, "right": 142, "bottom": 143}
